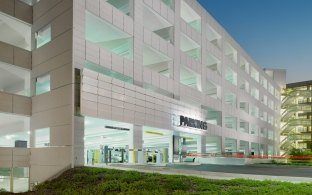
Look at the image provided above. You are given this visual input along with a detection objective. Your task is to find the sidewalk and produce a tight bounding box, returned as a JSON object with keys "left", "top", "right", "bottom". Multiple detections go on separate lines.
{"left": 90, "top": 164, "right": 312, "bottom": 183}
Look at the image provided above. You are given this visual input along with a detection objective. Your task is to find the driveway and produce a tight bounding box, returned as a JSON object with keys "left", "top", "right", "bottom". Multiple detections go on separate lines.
{"left": 169, "top": 164, "right": 312, "bottom": 178}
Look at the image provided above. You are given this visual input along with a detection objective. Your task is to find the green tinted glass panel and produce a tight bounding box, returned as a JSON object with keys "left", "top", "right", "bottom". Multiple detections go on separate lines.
{"left": 36, "top": 81, "right": 50, "bottom": 95}
{"left": 162, "top": 0, "right": 174, "bottom": 10}
{"left": 143, "top": 83, "right": 173, "bottom": 98}
{"left": 0, "top": 168, "right": 11, "bottom": 177}
{"left": 13, "top": 167, "right": 29, "bottom": 178}
{"left": 36, "top": 25, "right": 51, "bottom": 48}
{"left": 85, "top": 62, "right": 133, "bottom": 84}
{"left": 107, "top": 0, "right": 132, "bottom": 16}
{"left": 189, "top": 19, "right": 201, "bottom": 32}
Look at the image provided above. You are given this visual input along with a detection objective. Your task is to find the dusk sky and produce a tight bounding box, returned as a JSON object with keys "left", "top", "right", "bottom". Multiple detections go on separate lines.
{"left": 198, "top": 0, "right": 312, "bottom": 83}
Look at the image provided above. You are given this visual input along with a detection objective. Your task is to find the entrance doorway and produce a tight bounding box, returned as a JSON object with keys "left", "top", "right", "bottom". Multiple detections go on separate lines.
{"left": 84, "top": 117, "right": 131, "bottom": 166}
{"left": 173, "top": 132, "right": 198, "bottom": 163}
{"left": 143, "top": 127, "right": 171, "bottom": 164}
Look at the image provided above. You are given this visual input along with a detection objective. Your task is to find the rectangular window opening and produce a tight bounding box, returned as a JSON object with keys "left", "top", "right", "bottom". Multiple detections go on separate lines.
{"left": 35, "top": 74, "right": 50, "bottom": 95}
{"left": 36, "top": 24, "right": 51, "bottom": 48}
{"left": 35, "top": 128, "right": 50, "bottom": 148}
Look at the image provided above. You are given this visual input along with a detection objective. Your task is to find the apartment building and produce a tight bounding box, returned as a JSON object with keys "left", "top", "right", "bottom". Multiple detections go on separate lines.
{"left": 0, "top": 0, "right": 283, "bottom": 192}
{"left": 281, "top": 80, "right": 312, "bottom": 155}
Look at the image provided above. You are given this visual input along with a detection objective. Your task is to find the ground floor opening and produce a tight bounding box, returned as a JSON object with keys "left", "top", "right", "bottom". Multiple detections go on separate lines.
{"left": 83, "top": 116, "right": 273, "bottom": 166}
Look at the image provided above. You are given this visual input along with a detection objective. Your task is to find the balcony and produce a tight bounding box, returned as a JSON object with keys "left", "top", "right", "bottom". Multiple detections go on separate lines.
{"left": 180, "top": 33, "right": 200, "bottom": 61}
{"left": 239, "top": 57, "right": 249, "bottom": 74}
{"left": 205, "top": 53, "right": 221, "bottom": 76}
{"left": 206, "top": 80, "right": 221, "bottom": 100}
{"left": 0, "top": 148, "right": 30, "bottom": 193}
{"left": 180, "top": 65, "right": 201, "bottom": 91}
{"left": 143, "top": 4, "right": 174, "bottom": 44}
{"left": 225, "top": 67, "right": 237, "bottom": 86}
{"left": 0, "top": 61, "right": 30, "bottom": 97}
{"left": 143, "top": 44, "right": 172, "bottom": 77}
{"left": 207, "top": 24, "right": 221, "bottom": 50}
{"left": 0, "top": 12, "right": 31, "bottom": 51}
{"left": 180, "top": 0, "right": 201, "bottom": 32}
{"left": 106, "top": 0, "right": 133, "bottom": 17}
{"left": 224, "top": 42, "right": 237, "bottom": 64}
{"left": 0, "top": 113, "right": 30, "bottom": 148}
{"left": 85, "top": 11, "right": 133, "bottom": 61}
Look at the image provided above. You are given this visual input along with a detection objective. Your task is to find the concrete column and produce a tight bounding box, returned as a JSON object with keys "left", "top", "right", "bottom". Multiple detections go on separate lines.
{"left": 236, "top": 139, "right": 240, "bottom": 153}
{"left": 239, "top": 140, "right": 250, "bottom": 156}
{"left": 133, "top": 0, "right": 144, "bottom": 87}
{"left": 168, "top": 133, "right": 173, "bottom": 163}
{"left": 129, "top": 0, "right": 134, "bottom": 17}
{"left": 251, "top": 143, "right": 259, "bottom": 155}
{"left": 221, "top": 136, "right": 226, "bottom": 153}
{"left": 246, "top": 141, "right": 250, "bottom": 155}
{"left": 73, "top": 116, "right": 84, "bottom": 166}
{"left": 274, "top": 144, "right": 279, "bottom": 157}
{"left": 197, "top": 135, "right": 206, "bottom": 155}
{"left": 10, "top": 167, "right": 13, "bottom": 193}
{"left": 129, "top": 125, "right": 143, "bottom": 164}
{"left": 196, "top": 75, "right": 202, "bottom": 92}
{"left": 260, "top": 144, "right": 268, "bottom": 156}
{"left": 232, "top": 139, "right": 238, "bottom": 153}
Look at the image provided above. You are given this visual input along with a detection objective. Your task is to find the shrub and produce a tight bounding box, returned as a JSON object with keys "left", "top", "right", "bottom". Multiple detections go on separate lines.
{"left": 289, "top": 148, "right": 312, "bottom": 161}
{"left": 0, "top": 188, "right": 7, "bottom": 192}
{"left": 25, "top": 167, "right": 312, "bottom": 194}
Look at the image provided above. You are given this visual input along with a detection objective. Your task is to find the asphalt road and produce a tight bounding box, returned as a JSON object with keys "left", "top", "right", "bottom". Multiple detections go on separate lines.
{"left": 168, "top": 164, "right": 312, "bottom": 178}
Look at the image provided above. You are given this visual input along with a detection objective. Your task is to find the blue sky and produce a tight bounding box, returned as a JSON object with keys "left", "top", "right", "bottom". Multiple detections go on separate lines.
{"left": 198, "top": 0, "right": 312, "bottom": 83}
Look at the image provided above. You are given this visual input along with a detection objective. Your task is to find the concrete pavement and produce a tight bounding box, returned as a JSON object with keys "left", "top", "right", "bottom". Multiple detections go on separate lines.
{"left": 91, "top": 163, "right": 312, "bottom": 183}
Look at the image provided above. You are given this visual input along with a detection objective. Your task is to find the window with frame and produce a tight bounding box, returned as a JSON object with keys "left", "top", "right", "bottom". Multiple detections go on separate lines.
{"left": 36, "top": 24, "right": 51, "bottom": 48}
{"left": 36, "top": 74, "right": 50, "bottom": 95}
{"left": 35, "top": 128, "right": 50, "bottom": 148}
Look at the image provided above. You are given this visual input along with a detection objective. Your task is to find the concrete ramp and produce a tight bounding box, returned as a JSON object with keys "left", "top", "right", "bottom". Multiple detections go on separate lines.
{"left": 196, "top": 157, "right": 272, "bottom": 165}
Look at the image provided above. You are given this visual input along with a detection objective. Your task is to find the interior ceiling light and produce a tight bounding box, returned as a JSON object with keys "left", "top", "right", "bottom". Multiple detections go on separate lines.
{"left": 145, "top": 131, "right": 164, "bottom": 136}
{"left": 105, "top": 126, "right": 130, "bottom": 131}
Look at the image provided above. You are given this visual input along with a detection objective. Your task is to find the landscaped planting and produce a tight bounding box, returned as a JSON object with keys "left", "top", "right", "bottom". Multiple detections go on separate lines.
{"left": 7, "top": 167, "right": 312, "bottom": 194}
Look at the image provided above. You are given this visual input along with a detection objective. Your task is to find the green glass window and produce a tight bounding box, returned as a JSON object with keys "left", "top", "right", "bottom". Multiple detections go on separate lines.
{"left": 85, "top": 62, "right": 133, "bottom": 83}
{"left": 36, "top": 25, "right": 51, "bottom": 48}
{"left": 35, "top": 74, "right": 50, "bottom": 95}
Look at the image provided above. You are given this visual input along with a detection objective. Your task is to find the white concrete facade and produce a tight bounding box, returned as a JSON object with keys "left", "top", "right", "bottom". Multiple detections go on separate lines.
{"left": 0, "top": 0, "right": 283, "bottom": 191}
{"left": 76, "top": 0, "right": 282, "bottom": 162}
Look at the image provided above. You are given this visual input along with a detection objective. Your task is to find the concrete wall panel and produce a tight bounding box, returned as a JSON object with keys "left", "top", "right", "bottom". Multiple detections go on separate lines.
{"left": 29, "top": 147, "right": 71, "bottom": 183}
{"left": 50, "top": 63, "right": 73, "bottom": 89}
{"left": 0, "top": 92, "right": 13, "bottom": 113}
{"left": 15, "top": 0, "right": 33, "bottom": 24}
{"left": 13, "top": 47, "right": 32, "bottom": 70}
{"left": 33, "top": 0, "right": 72, "bottom": 31}
{"left": 0, "top": 0, "right": 32, "bottom": 24}
{"left": 32, "top": 30, "right": 72, "bottom": 67}
{"left": 0, "top": 148, "right": 30, "bottom": 168}
{"left": 31, "top": 105, "right": 72, "bottom": 130}
{"left": 0, "top": 41, "right": 14, "bottom": 64}
{"left": 33, "top": 0, "right": 62, "bottom": 22}
{"left": 0, "top": 41, "right": 31, "bottom": 70}
{"left": 32, "top": 85, "right": 72, "bottom": 113}
{"left": 32, "top": 50, "right": 72, "bottom": 78}
{"left": 0, "top": 0, "right": 14, "bottom": 15}
{"left": 13, "top": 95, "right": 31, "bottom": 116}
{"left": 0, "top": 92, "right": 32, "bottom": 116}
{"left": 50, "top": 125, "right": 72, "bottom": 146}
{"left": 51, "top": 8, "right": 73, "bottom": 39}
